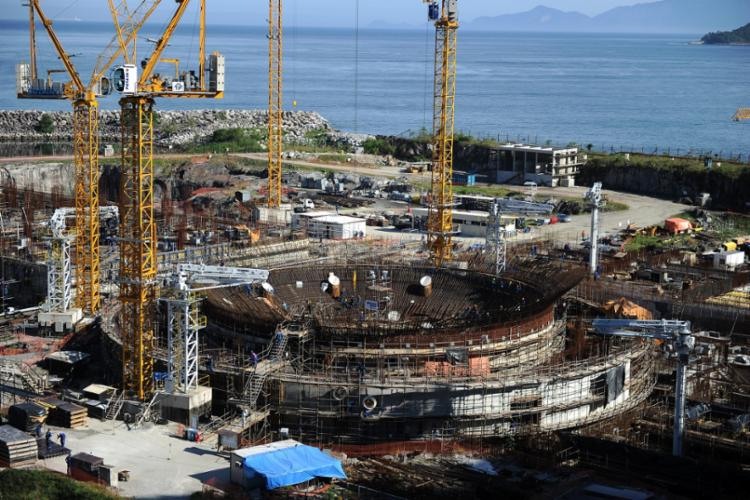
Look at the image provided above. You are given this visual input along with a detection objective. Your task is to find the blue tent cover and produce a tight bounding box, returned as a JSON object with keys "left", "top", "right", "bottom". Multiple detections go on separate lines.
{"left": 243, "top": 441, "right": 347, "bottom": 490}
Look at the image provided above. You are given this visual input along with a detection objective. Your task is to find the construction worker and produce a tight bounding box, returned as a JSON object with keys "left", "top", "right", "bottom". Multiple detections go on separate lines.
{"left": 251, "top": 350, "right": 258, "bottom": 370}
{"left": 58, "top": 432, "right": 66, "bottom": 448}
{"left": 45, "top": 430, "right": 52, "bottom": 449}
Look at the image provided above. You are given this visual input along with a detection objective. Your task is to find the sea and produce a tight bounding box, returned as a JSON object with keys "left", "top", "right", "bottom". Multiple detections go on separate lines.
{"left": 1, "top": 20, "right": 748, "bottom": 156}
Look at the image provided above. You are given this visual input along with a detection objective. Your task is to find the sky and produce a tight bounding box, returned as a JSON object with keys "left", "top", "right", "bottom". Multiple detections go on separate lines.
{"left": 7, "top": 1, "right": 646, "bottom": 27}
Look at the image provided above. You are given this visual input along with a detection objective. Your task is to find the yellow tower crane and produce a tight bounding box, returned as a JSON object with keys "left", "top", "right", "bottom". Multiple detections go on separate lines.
{"left": 113, "top": 0, "right": 224, "bottom": 400}
{"left": 18, "top": 0, "right": 161, "bottom": 316}
{"left": 425, "top": 0, "right": 458, "bottom": 267}
{"left": 267, "top": 0, "right": 284, "bottom": 208}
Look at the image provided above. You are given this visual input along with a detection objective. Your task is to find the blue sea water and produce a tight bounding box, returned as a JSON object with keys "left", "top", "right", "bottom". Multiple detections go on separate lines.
{"left": 0, "top": 20, "right": 748, "bottom": 155}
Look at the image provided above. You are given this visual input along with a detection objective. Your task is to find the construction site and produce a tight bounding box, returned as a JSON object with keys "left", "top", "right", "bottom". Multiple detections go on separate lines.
{"left": 2, "top": 0, "right": 750, "bottom": 498}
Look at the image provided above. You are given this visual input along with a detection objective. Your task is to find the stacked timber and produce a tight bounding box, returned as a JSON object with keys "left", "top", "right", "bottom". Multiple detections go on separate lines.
{"left": 8, "top": 402, "right": 47, "bottom": 432}
{"left": 39, "top": 397, "right": 88, "bottom": 428}
{"left": 0, "top": 425, "right": 38, "bottom": 468}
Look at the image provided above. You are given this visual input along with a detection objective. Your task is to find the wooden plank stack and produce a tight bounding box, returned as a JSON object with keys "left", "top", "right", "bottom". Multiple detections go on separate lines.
{"left": 7, "top": 403, "right": 47, "bottom": 433}
{"left": 0, "top": 425, "right": 38, "bottom": 468}
{"left": 39, "top": 397, "right": 88, "bottom": 429}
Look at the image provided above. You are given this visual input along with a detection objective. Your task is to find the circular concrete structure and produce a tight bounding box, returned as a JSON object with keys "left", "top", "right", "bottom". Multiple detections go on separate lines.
{"left": 204, "top": 263, "right": 654, "bottom": 444}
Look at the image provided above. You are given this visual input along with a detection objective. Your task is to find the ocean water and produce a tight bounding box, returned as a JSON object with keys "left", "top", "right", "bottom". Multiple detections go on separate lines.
{"left": 1, "top": 20, "right": 748, "bottom": 155}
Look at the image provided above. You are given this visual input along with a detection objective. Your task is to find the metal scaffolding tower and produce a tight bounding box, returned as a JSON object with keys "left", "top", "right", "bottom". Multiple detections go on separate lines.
{"left": 45, "top": 237, "right": 72, "bottom": 314}
{"left": 485, "top": 198, "right": 554, "bottom": 275}
{"left": 426, "top": 0, "right": 458, "bottom": 267}
{"left": 267, "top": 0, "right": 284, "bottom": 208}
{"left": 162, "top": 264, "right": 268, "bottom": 393}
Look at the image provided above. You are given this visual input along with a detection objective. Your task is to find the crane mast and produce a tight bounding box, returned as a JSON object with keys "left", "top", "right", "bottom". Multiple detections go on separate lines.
{"left": 586, "top": 182, "right": 604, "bottom": 275}
{"left": 116, "top": 0, "right": 223, "bottom": 400}
{"left": 267, "top": 0, "right": 284, "bottom": 208}
{"left": 427, "top": 0, "right": 458, "bottom": 266}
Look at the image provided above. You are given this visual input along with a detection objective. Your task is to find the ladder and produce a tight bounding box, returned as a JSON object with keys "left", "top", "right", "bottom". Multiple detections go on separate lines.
{"left": 104, "top": 390, "right": 125, "bottom": 420}
{"left": 237, "top": 329, "right": 288, "bottom": 410}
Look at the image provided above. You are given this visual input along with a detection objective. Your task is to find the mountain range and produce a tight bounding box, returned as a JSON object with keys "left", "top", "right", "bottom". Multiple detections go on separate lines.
{"left": 469, "top": 0, "right": 750, "bottom": 34}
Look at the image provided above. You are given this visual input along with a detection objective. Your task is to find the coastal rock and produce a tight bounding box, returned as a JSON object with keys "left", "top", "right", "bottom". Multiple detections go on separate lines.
{"left": 0, "top": 109, "right": 333, "bottom": 148}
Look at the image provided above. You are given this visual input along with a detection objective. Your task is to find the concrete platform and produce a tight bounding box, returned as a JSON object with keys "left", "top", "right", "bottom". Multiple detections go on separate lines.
{"left": 40, "top": 417, "right": 231, "bottom": 499}
{"left": 38, "top": 308, "right": 83, "bottom": 333}
{"left": 158, "top": 386, "right": 213, "bottom": 428}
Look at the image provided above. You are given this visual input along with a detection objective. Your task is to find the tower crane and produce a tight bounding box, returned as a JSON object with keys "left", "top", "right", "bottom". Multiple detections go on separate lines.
{"left": 161, "top": 264, "right": 269, "bottom": 394}
{"left": 17, "top": 0, "right": 161, "bottom": 316}
{"left": 425, "top": 0, "right": 459, "bottom": 267}
{"left": 485, "top": 198, "right": 555, "bottom": 275}
{"left": 267, "top": 0, "right": 284, "bottom": 208}
{"left": 585, "top": 182, "right": 604, "bottom": 275}
{"left": 590, "top": 319, "right": 695, "bottom": 457}
{"left": 113, "top": 0, "right": 225, "bottom": 401}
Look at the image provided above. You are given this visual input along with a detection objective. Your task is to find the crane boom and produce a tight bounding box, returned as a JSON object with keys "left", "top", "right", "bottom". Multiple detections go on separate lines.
{"left": 29, "top": 0, "right": 85, "bottom": 95}
{"left": 26, "top": 1, "right": 38, "bottom": 81}
{"left": 427, "top": 0, "right": 458, "bottom": 266}
{"left": 591, "top": 318, "right": 695, "bottom": 457}
{"left": 267, "top": 0, "right": 284, "bottom": 208}
{"left": 138, "top": 0, "right": 192, "bottom": 88}
{"left": 93, "top": 1, "right": 162, "bottom": 88}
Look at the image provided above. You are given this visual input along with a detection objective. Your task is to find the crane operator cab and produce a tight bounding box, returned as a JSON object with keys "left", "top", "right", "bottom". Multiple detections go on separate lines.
{"left": 112, "top": 64, "right": 138, "bottom": 94}
{"left": 112, "top": 52, "right": 223, "bottom": 96}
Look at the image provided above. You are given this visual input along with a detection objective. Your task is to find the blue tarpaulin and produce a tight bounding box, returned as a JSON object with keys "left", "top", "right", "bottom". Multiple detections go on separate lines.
{"left": 243, "top": 441, "right": 347, "bottom": 490}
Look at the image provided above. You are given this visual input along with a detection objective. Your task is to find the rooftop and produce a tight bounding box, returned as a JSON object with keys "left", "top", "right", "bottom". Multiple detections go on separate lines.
{"left": 312, "top": 215, "right": 366, "bottom": 224}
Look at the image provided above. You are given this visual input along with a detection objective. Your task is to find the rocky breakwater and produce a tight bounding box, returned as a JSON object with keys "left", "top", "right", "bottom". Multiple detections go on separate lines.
{"left": 0, "top": 109, "right": 331, "bottom": 148}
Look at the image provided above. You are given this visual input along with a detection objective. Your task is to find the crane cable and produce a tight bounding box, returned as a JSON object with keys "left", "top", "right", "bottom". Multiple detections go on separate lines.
{"left": 353, "top": 0, "right": 360, "bottom": 133}
{"left": 290, "top": 0, "right": 297, "bottom": 108}
{"left": 422, "top": 16, "right": 431, "bottom": 133}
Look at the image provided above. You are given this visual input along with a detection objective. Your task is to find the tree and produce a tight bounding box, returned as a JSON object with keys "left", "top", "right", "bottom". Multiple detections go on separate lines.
{"left": 36, "top": 114, "right": 54, "bottom": 134}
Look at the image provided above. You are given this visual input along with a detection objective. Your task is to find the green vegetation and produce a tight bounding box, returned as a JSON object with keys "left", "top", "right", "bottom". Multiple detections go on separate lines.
{"left": 186, "top": 128, "right": 266, "bottom": 154}
{"left": 362, "top": 137, "right": 396, "bottom": 156}
{"left": 35, "top": 114, "right": 54, "bottom": 134}
{"left": 452, "top": 184, "right": 516, "bottom": 198}
{"left": 625, "top": 234, "right": 665, "bottom": 252}
{"left": 0, "top": 469, "right": 117, "bottom": 500}
{"left": 603, "top": 200, "right": 629, "bottom": 212}
{"left": 586, "top": 151, "right": 747, "bottom": 179}
{"left": 702, "top": 22, "right": 750, "bottom": 44}
{"left": 711, "top": 213, "right": 750, "bottom": 241}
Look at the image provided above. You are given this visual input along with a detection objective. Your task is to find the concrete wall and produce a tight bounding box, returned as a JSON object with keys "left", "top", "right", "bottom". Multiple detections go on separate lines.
{"left": 0, "top": 257, "right": 46, "bottom": 309}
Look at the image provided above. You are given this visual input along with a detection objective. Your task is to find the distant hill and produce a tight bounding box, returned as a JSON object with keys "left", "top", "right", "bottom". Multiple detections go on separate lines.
{"left": 701, "top": 22, "right": 750, "bottom": 44}
{"left": 471, "top": 6, "right": 591, "bottom": 33}
{"left": 467, "top": 0, "right": 750, "bottom": 34}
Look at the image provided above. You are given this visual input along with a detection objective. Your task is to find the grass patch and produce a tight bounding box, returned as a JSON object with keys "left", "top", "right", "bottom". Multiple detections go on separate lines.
{"left": 362, "top": 137, "right": 396, "bottom": 156}
{"left": 183, "top": 128, "right": 266, "bottom": 154}
{"left": 625, "top": 234, "right": 666, "bottom": 252}
{"left": 452, "top": 184, "right": 515, "bottom": 198}
{"left": 0, "top": 469, "right": 117, "bottom": 500}
{"left": 587, "top": 152, "right": 748, "bottom": 179}
{"left": 710, "top": 213, "right": 750, "bottom": 241}
{"left": 603, "top": 200, "right": 629, "bottom": 212}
